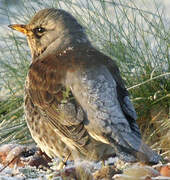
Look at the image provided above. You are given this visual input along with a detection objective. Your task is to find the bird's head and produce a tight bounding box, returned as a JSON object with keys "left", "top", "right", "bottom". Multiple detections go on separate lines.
{"left": 9, "top": 8, "right": 89, "bottom": 59}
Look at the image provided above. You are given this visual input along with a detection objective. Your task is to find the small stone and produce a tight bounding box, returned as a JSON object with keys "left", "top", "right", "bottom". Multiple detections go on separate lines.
{"left": 160, "top": 164, "right": 170, "bottom": 177}
{"left": 123, "top": 165, "right": 160, "bottom": 178}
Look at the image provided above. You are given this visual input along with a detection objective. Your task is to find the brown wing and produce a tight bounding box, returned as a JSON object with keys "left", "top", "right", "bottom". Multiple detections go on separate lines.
{"left": 27, "top": 51, "right": 90, "bottom": 153}
{"left": 26, "top": 88, "right": 90, "bottom": 147}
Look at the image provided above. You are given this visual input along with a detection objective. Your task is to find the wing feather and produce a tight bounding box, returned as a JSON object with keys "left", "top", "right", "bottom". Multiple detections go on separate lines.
{"left": 106, "top": 58, "right": 141, "bottom": 138}
{"left": 65, "top": 64, "right": 141, "bottom": 152}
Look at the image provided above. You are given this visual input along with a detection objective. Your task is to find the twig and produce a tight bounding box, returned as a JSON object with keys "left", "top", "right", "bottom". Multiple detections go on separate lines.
{"left": 0, "top": 154, "right": 20, "bottom": 172}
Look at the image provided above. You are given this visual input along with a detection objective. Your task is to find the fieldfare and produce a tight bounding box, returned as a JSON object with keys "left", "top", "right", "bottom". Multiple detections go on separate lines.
{"left": 9, "top": 8, "right": 160, "bottom": 165}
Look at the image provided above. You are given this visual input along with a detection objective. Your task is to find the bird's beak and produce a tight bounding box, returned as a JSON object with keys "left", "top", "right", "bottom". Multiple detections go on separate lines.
{"left": 8, "top": 24, "right": 28, "bottom": 35}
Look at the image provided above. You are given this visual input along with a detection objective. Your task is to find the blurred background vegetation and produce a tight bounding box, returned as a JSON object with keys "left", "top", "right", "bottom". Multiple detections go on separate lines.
{"left": 0, "top": 0, "right": 169, "bottom": 159}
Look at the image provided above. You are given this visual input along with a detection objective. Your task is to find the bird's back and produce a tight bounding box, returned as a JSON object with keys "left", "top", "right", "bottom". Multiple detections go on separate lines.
{"left": 25, "top": 44, "right": 160, "bottom": 164}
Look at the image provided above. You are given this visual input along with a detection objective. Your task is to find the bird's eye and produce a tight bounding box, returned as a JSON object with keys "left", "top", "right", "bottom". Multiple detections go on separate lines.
{"left": 33, "top": 27, "right": 46, "bottom": 37}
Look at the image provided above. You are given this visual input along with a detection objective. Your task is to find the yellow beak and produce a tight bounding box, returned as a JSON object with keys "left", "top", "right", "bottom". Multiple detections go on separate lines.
{"left": 8, "top": 24, "right": 28, "bottom": 35}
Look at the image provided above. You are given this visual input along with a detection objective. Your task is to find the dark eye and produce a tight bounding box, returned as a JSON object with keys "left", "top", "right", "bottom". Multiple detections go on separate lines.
{"left": 33, "top": 27, "right": 46, "bottom": 37}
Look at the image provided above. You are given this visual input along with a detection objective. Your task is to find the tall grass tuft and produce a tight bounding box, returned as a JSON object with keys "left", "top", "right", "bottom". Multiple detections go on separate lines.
{"left": 0, "top": 0, "right": 169, "bottom": 157}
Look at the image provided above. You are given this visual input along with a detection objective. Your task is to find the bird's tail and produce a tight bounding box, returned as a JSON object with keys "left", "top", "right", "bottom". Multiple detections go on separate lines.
{"left": 114, "top": 140, "right": 161, "bottom": 164}
{"left": 136, "top": 141, "right": 161, "bottom": 164}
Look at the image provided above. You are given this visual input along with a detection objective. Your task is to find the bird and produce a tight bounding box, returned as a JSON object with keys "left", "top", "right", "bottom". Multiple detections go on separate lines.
{"left": 8, "top": 8, "right": 160, "bottom": 165}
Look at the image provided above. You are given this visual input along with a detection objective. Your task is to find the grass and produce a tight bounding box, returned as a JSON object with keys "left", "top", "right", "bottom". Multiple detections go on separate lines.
{"left": 0, "top": 0, "right": 169, "bottom": 160}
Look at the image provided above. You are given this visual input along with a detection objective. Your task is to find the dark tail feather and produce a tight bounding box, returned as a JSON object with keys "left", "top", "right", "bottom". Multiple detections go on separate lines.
{"left": 109, "top": 132, "right": 161, "bottom": 164}
{"left": 113, "top": 141, "right": 161, "bottom": 164}
{"left": 136, "top": 141, "right": 161, "bottom": 164}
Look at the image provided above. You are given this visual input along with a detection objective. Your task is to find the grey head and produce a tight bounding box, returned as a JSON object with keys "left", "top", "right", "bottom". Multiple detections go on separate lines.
{"left": 9, "top": 8, "right": 90, "bottom": 59}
